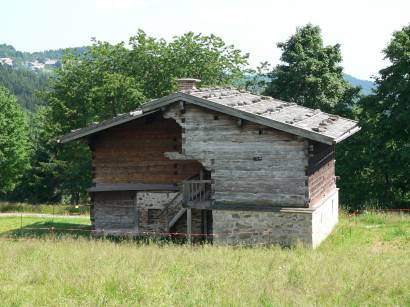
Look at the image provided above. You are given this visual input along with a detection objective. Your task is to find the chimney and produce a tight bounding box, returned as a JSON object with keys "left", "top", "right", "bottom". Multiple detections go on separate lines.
{"left": 176, "top": 78, "right": 201, "bottom": 91}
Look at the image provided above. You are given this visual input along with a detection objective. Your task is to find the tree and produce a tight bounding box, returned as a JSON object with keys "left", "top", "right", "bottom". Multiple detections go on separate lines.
{"left": 24, "top": 30, "right": 248, "bottom": 203}
{"left": 0, "top": 86, "right": 29, "bottom": 193}
{"left": 127, "top": 30, "right": 249, "bottom": 98}
{"left": 264, "top": 24, "right": 359, "bottom": 114}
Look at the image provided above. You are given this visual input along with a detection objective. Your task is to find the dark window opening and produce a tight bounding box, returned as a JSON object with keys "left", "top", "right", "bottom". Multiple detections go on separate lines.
{"left": 214, "top": 115, "right": 219, "bottom": 120}
{"left": 147, "top": 209, "right": 161, "bottom": 224}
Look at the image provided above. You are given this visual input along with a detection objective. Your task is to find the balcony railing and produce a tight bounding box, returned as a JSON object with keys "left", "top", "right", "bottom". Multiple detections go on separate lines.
{"left": 182, "top": 180, "right": 212, "bottom": 208}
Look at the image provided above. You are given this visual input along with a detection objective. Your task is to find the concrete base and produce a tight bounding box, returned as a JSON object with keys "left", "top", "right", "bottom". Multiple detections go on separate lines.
{"left": 212, "top": 189, "right": 339, "bottom": 248}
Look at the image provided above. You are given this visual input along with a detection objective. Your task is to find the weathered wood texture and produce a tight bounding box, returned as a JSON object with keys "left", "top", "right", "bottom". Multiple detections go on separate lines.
{"left": 91, "top": 114, "right": 202, "bottom": 185}
{"left": 164, "top": 104, "right": 309, "bottom": 207}
{"left": 93, "top": 191, "right": 136, "bottom": 230}
{"left": 307, "top": 141, "right": 336, "bottom": 207}
{"left": 171, "top": 208, "right": 203, "bottom": 241}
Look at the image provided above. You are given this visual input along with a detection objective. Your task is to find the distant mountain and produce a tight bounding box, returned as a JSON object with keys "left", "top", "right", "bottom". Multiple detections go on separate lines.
{"left": 0, "top": 44, "right": 88, "bottom": 111}
{"left": 0, "top": 64, "right": 48, "bottom": 111}
{"left": 343, "top": 74, "right": 375, "bottom": 95}
{"left": 238, "top": 73, "right": 376, "bottom": 96}
{"left": 0, "top": 44, "right": 87, "bottom": 64}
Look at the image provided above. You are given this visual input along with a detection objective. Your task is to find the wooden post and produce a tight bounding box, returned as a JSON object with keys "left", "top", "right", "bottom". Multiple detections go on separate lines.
{"left": 187, "top": 208, "right": 192, "bottom": 244}
{"left": 203, "top": 210, "right": 208, "bottom": 242}
{"left": 134, "top": 192, "right": 139, "bottom": 233}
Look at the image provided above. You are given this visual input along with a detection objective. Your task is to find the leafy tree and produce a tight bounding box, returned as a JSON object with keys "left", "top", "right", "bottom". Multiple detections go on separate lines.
{"left": 340, "top": 24, "right": 410, "bottom": 208}
{"left": 19, "top": 30, "right": 248, "bottom": 203}
{"left": 0, "top": 86, "right": 29, "bottom": 193}
{"left": 6, "top": 108, "right": 64, "bottom": 203}
{"left": 127, "top": 30, "right": 249, "bottom": 98}
{"left": 264, "top": 24, "right": 360, "bottom": 114}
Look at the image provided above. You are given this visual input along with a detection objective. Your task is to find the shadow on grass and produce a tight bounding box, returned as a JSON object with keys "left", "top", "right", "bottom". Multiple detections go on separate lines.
{"left": 0, "top": 221, "right": 93, "bottom": 239}
{"left": 0, "top": 221, "right": 194, "bottom": 245}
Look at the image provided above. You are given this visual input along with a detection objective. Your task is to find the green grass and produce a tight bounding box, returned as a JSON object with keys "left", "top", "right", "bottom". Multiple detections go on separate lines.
{"left": 0, "top": 212, "right": 409, "bottom": 306}
{"left": 0, "top": 202, "right": 90, "bottom": 215}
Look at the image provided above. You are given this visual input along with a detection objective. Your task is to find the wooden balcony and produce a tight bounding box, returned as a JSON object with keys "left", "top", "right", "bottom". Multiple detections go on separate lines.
{"left": 182, "top": 180, "right": 212, "bottom": 209}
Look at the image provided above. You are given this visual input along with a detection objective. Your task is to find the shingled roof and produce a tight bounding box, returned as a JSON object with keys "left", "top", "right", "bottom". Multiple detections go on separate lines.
{"left": 58, "top": 88, "right": 360, "bottom": 145}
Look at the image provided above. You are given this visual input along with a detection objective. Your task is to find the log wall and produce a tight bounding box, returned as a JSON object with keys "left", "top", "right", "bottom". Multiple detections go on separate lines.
{"left": 307, "top": 141, "right": 336, "bottom": 207}
{"left": 164, "top": 104, "right": 309, "bottom": 208}
{"left": 91, "top": 113, "right": 202, "bottom": 185}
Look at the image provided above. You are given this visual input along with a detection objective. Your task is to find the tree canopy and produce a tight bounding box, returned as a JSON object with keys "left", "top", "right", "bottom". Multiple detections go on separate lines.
{"left": 0, "top": 86, "right": 29, "bottom": 193}
{"left": 9, "top": 30, "right": 249, "bottom": 203}
{"left": 338, "top": 24, "right": 410, "bottom": 208}
{"left": 264, "top": 24, "right": 359, "bottom": 114}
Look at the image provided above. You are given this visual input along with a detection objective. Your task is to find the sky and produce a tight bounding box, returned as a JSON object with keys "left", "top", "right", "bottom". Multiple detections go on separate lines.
{"left": 2, "top": 0, "right": 410, "bottom": 80}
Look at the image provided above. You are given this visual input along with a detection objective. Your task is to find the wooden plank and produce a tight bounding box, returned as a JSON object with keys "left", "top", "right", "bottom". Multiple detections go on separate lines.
{"left": 87, "top": 183, "right": 180, "bottom": 192}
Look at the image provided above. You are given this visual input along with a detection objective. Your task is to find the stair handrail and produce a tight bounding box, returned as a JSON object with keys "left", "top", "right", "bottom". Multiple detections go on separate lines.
{"left": 157, "top": 174, "right": 201, "bottom": 221}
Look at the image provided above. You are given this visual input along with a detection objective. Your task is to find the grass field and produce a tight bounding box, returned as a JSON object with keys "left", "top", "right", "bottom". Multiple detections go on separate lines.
{"left": 0, "top": 212, "right": 409, "bottom": 306}
{"left": 0, "top": 202, "right": 90, "bottom": 216}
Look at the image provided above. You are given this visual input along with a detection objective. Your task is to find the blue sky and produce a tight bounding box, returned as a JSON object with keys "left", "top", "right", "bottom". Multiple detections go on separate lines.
{"left": 2, "top": 0, "right": 410, "bottom": 80}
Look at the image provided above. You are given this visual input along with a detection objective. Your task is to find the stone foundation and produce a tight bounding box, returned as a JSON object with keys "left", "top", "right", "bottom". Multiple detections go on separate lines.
{"left": 92, "top": 191, "right": 179, "bottom": 233}
{"left": 212, "top": 189, "right": 339, "bottom": 248}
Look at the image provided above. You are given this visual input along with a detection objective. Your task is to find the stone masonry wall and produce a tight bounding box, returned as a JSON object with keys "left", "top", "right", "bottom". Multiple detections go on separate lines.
{"left": 213, "top": 210, "right": 312, "bottom": 246}
{"left": 136, "top": 191, "right": 178, "bottom": 233}
{"left": 213, "top": 189, "right": 339, "bottom": 247}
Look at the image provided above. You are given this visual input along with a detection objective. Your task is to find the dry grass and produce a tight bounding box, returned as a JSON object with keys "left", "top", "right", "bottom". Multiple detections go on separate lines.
{"left": 0, "top": 212, "right": 409, "bottom": 306}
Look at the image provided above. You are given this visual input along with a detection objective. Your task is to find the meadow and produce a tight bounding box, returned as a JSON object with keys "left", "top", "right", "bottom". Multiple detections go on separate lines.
{"left": 0, "top": 211, "right": 409, "bottom": 306}
{"left": 0, "top": 202, "right": 90, "bottom": 215}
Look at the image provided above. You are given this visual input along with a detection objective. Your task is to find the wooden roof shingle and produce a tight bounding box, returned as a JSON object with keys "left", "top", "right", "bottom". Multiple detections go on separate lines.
{"left": 58, "top": 88, "right": 360, "bottom": 145}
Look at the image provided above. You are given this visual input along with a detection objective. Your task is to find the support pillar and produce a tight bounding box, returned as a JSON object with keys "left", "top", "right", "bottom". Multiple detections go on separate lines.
{"left": 187, "top": 208, "right": 192, "bottom": 244}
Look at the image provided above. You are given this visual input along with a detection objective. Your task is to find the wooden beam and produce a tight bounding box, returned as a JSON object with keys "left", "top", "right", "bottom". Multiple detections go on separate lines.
{"left": 183, "top": 200, "right": 311, "bottom": 211}
{"left": 87, "top": 183, "right": 179, "bottom": 192}
{"left": 164, "top": 152, "right": 197, "bottom": 160}
{"left": 134, "top": 192, "right": 139, "bottom": 233}
{"left": 203, "top": 210, "right": 208, "bottom": 241}
{"left": 187, "top": 208, "right": 192, "bottom": 244}
{"left": 179, "top": 101, "right": 185, "bottom": 111}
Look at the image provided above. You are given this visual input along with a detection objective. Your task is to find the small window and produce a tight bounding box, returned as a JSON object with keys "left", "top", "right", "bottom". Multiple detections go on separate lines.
{"left": 258, "top": 129, "right": 263, "bottom": 135}
{"left": 147, "top": 209, "right": 161, "bottom": 224}
{"left": 214, "top": 115, "right": 219, "bottom": 120}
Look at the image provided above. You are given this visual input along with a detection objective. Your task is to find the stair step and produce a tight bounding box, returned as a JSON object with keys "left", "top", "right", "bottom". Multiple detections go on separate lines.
{"left": 168, "top": 208, "right": 187, "bottom": 229}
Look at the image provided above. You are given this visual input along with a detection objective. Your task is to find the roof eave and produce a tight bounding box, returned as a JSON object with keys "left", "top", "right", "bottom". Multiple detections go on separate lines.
{"left": 57, "top": 110, "right": 157, "bottom": 144}
{"left": 333, "top": 125, "right": 361, "bottom": 144}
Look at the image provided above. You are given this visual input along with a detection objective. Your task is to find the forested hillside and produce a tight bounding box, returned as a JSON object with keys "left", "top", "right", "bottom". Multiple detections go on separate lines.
{"left": 344, "top": 74, "right": 374, "bottom": 95}
{"left": 0, "top": 44, "right": 87, "bottom": 111}
{"left": 0, "top": 64, "right": 48, "bottom": 111}
{"left": 0, "top": 44, "right": 87, "bottom": 64}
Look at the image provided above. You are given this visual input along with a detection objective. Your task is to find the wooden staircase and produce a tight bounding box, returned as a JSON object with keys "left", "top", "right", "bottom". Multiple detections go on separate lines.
{"left": 156, "top": 174, "right": 212, "bottom": 235}
{"left": 156, "top": 192, "right": 185, "bottom": 232}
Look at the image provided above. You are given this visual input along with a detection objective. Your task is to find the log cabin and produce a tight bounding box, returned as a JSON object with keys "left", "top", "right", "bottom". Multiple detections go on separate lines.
{"left": 58, "top": 78, "right": 360, "bottom": 247}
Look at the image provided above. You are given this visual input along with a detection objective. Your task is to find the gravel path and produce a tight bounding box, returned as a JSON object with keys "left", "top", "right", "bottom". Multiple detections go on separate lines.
{"left": 0, "top": 213, "right": 89, "bottom": 219}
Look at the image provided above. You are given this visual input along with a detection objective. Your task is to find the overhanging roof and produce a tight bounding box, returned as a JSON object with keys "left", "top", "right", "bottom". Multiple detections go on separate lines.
{"left": 58, "top": 88, "right": 360, "bottom": 145}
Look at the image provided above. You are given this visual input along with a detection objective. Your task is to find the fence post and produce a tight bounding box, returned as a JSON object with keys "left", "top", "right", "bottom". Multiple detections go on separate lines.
{"left": 20, "top": 206, "right": 23, "bottom": 234}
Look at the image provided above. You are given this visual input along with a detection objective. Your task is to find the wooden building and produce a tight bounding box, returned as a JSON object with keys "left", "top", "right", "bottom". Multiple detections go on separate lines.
{"left": 59, "top": 78, "right": 360, "bottom": 247}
